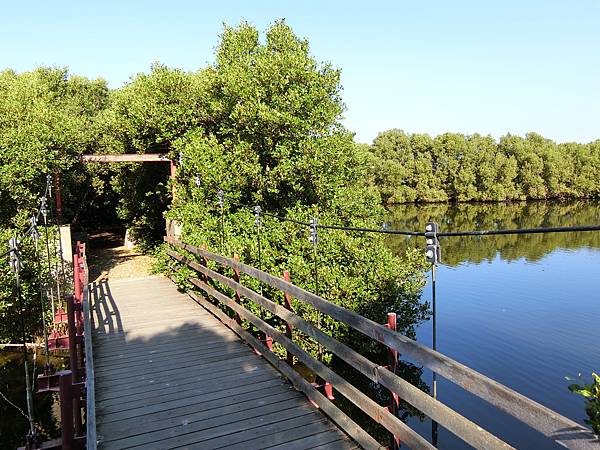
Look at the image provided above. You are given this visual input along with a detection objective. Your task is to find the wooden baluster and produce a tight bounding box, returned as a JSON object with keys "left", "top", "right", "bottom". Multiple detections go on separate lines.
{"left": 199, "top": 244, "right": 209, "bottom": 284}
{"left": 282, "top": 270, "right": 294, "bottom": 366}
{"left": 233, "top": 255, "right": 242, "bottom": 325}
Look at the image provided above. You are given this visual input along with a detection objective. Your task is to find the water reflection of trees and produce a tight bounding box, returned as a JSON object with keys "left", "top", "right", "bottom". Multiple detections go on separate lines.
{"left": 331, "top": 347, "right": 429, "bottom": 444}
{"left": 0, "top": 351, "right": 62, "bottom": 448}
{"left": 386, "top": 200, "right": 600, "bottom": 266}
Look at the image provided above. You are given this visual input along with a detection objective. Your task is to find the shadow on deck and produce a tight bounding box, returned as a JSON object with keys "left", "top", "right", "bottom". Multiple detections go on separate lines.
{"left": 89, "top": 277, "right": 356, "bottom": 450}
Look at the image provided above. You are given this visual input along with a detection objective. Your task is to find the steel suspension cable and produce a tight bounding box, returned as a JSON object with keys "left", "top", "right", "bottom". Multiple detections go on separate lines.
{"left": 40, "top": 199, "right": 56, "bottom": 317}
{"left": 48, "top": 176, "right": 68, "bottom": 308}
{"left": 437, "top": 224, "right": 600, "bottom": 237}
{"left": 46, "top": 177, "right": 64, "bottom": 312}
{"left": 9, "top": 238, "right": 36, "bottom": 439}
{"left": 31, "top": 222, "right": 51, "bottom": 371}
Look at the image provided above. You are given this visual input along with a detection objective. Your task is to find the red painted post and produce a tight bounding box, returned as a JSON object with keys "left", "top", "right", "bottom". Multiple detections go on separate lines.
{"left": 264, "top": 336, "right": 273, "bottom": 351}
{"left": 76, "top": 242, "right": 85, "bottom": 302}
{"left": 73, "top": 253, "right": 80, "bottom": 303}
{"left": 66, "top": 296, "right": 78, "bottom": 381}
{"left": 282, "top": 271, "right": 294, "bottom": 366}
{"left": 66, "top": 295, "right": 83, "bottom": 437}
{"left": 386, "top": 312, "right": 401, "bottom": 450}
{"left": 59, "top": 371, "right": 74, "bottom": 450}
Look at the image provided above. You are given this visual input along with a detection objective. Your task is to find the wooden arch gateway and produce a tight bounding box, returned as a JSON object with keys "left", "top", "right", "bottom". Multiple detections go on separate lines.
{"left": 52, "top": 153, "right": 178, "bottom": 235}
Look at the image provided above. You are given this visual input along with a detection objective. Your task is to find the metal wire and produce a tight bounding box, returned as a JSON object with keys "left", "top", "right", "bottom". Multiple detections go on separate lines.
{"left": 41, "top": 208, "right": 56, "bottom": 317}
{"left": 262, "top": 212, "right": 311, "bottom": 227}
{"left": 47, "top": 178, "right": 68, "bottom": 309}
{"left": 11, "top": 239, "right": 36, "bottom": 438}
{"left": 33, "top": 234, "right": 51, "bottom": 370}
{"left": 437, "top": 224, "right": 600, "bottom": 237}
{"left": 316, "top": 223, "right": 424, "bottom": 235}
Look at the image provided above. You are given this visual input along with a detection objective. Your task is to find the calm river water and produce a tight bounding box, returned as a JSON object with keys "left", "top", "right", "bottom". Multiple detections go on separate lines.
{"left": 386, "top": 200, "right": 600, "bottom": 448}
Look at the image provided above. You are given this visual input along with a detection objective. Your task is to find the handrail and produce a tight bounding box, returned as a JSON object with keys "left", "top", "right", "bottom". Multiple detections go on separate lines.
{"left": 165, "top": 236, "right": 598, "bottom": 449}
{"left": 80, "top": 244, "right": 97, "bottom": 450}
{"left": 168, "top": 249, "right": 512, "bottom": 448}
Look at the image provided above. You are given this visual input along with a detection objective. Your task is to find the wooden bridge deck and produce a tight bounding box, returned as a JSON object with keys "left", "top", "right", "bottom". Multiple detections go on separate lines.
{"left": 90, "top": 275, "right": 356, "bottom": 450}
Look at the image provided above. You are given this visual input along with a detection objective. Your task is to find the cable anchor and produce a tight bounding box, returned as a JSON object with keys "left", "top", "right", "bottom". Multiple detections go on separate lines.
{"left": 254, "top": 205, "right": 262, "bottom": 227}
{"left": 309, "top": 218, "right": 318, "bottom": 245}
{"left": 40, "top": 197, "right": 49, "bottom": 221}
{"left": 28, "top": 216, "right": 41, "bottom": 243}
{"left": 8, "top": 237, "right": 22, "bottom": 273}
{"left": 46, "top": 173, "right": 53, "bottom": 197}
{"left": 425, "top": 222, "right": 441, "bottom": 265}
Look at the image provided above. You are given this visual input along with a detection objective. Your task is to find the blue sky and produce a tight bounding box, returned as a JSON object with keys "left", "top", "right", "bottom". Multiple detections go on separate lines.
{"left": 2, "top": 1, "right": 598, "bottom": 144}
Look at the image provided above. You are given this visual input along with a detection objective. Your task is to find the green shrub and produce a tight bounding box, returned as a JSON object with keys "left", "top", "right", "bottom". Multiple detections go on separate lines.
{"left": 568, "top": 373, "right": 600, "bottom": 435}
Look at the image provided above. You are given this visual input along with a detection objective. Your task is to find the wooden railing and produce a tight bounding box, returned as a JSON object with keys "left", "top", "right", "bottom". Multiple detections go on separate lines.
{"left": 35, "top": 241, "right": 95, "bottom": 450}
{"left": 165, "top": 236, "right": 598, "bottom": 450}
{"left": 79, "top": 243, "right": 97, "bottom": 450}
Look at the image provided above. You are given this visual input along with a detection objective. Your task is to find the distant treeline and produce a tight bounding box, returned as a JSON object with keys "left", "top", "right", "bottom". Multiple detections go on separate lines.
{"left": 364, "top": 129, "right": 600, "bottom": 204}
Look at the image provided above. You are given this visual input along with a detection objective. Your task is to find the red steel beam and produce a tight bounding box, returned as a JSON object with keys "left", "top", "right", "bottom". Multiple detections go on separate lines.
{"left": 80, "top": 154, "right": 170, "bottom": 163}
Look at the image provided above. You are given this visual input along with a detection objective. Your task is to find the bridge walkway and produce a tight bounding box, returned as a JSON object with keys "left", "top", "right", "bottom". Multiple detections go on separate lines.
{"left": 90, "top": 275, "right": 356, "bottom": 450}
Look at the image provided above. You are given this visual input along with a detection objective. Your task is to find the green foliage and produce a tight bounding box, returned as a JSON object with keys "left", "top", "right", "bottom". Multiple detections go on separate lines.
{"left": 0, "top": 228, "right": 56, "bottom": 344}
{"left": 568, "top": 373, "right": 600, "bottom": 435}
{"left": 368, "top": 129, "right": 600, "bottom": 204}
{"left": 0, "top": 67, "right": 110, "bottom": 228}
{"left": 165, "top": 21, "right": 429, "bottom": 359}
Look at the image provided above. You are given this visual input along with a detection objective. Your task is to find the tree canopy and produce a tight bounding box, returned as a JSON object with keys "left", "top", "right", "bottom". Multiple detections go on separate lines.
{"left": 165, "top": 22, "right": 429, "bottom": 351}
{"left": 367, "top": 129, "right": 600, "bottom": 204}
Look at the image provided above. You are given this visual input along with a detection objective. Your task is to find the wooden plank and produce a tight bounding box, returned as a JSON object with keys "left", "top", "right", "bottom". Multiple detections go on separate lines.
{"left": 99, "top": 385, "right": 300, "bottom": 434}
{"left": 93, "top": 334, "right": 240, "bottom": 364}
{"left": 101, "top": 390, "right": 301, "bottom": 441}
{"left": 261, "top": 430, "right": 354, "bottom": 450}
{"left": 177, "top": 414, "right": 337, "bottom": 450}
{"left": 311, "top": 441, "right": 361, "bottom": 450}
{"left": 97, "top": 379, "right": 289, "bottom": 424}
{"left": 102, "top": 397, "right": 311, "bottom": 449}
{"left": 93, "top": 325, "right": 235, "bottom": 351}
{"left": 82, "top": 258, "right": 97, "bottom": 450}
{"left": 123, "top": 408, "right": 322, "bottom": 450}
{"left": 224, "top": 420, "right": 347, "bottom": 450}
{"left": 95, "top": 349, "right": 251, "bottom": 385}
{"left": 81, "top": 153, "right": 169, "bottom": 163}
{"left": 96, "top": 358, "right": 268, "bottom": 402}
{"left": 97, "top": 366, "right": 275, "bottom": 407}
{"left": 94, "top": 321, "right": 228, "bottom": 340}
{"left": 97, "top": 371, "right": 278, "bottom": 413}
{"left": 94, "top": 342, "right": 250, "bottom": 375}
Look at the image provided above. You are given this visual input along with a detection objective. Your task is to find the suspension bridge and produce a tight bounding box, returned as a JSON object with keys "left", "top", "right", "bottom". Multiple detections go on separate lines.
{"left": 5, "top": 169, "right": 600, "bottom": 450}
